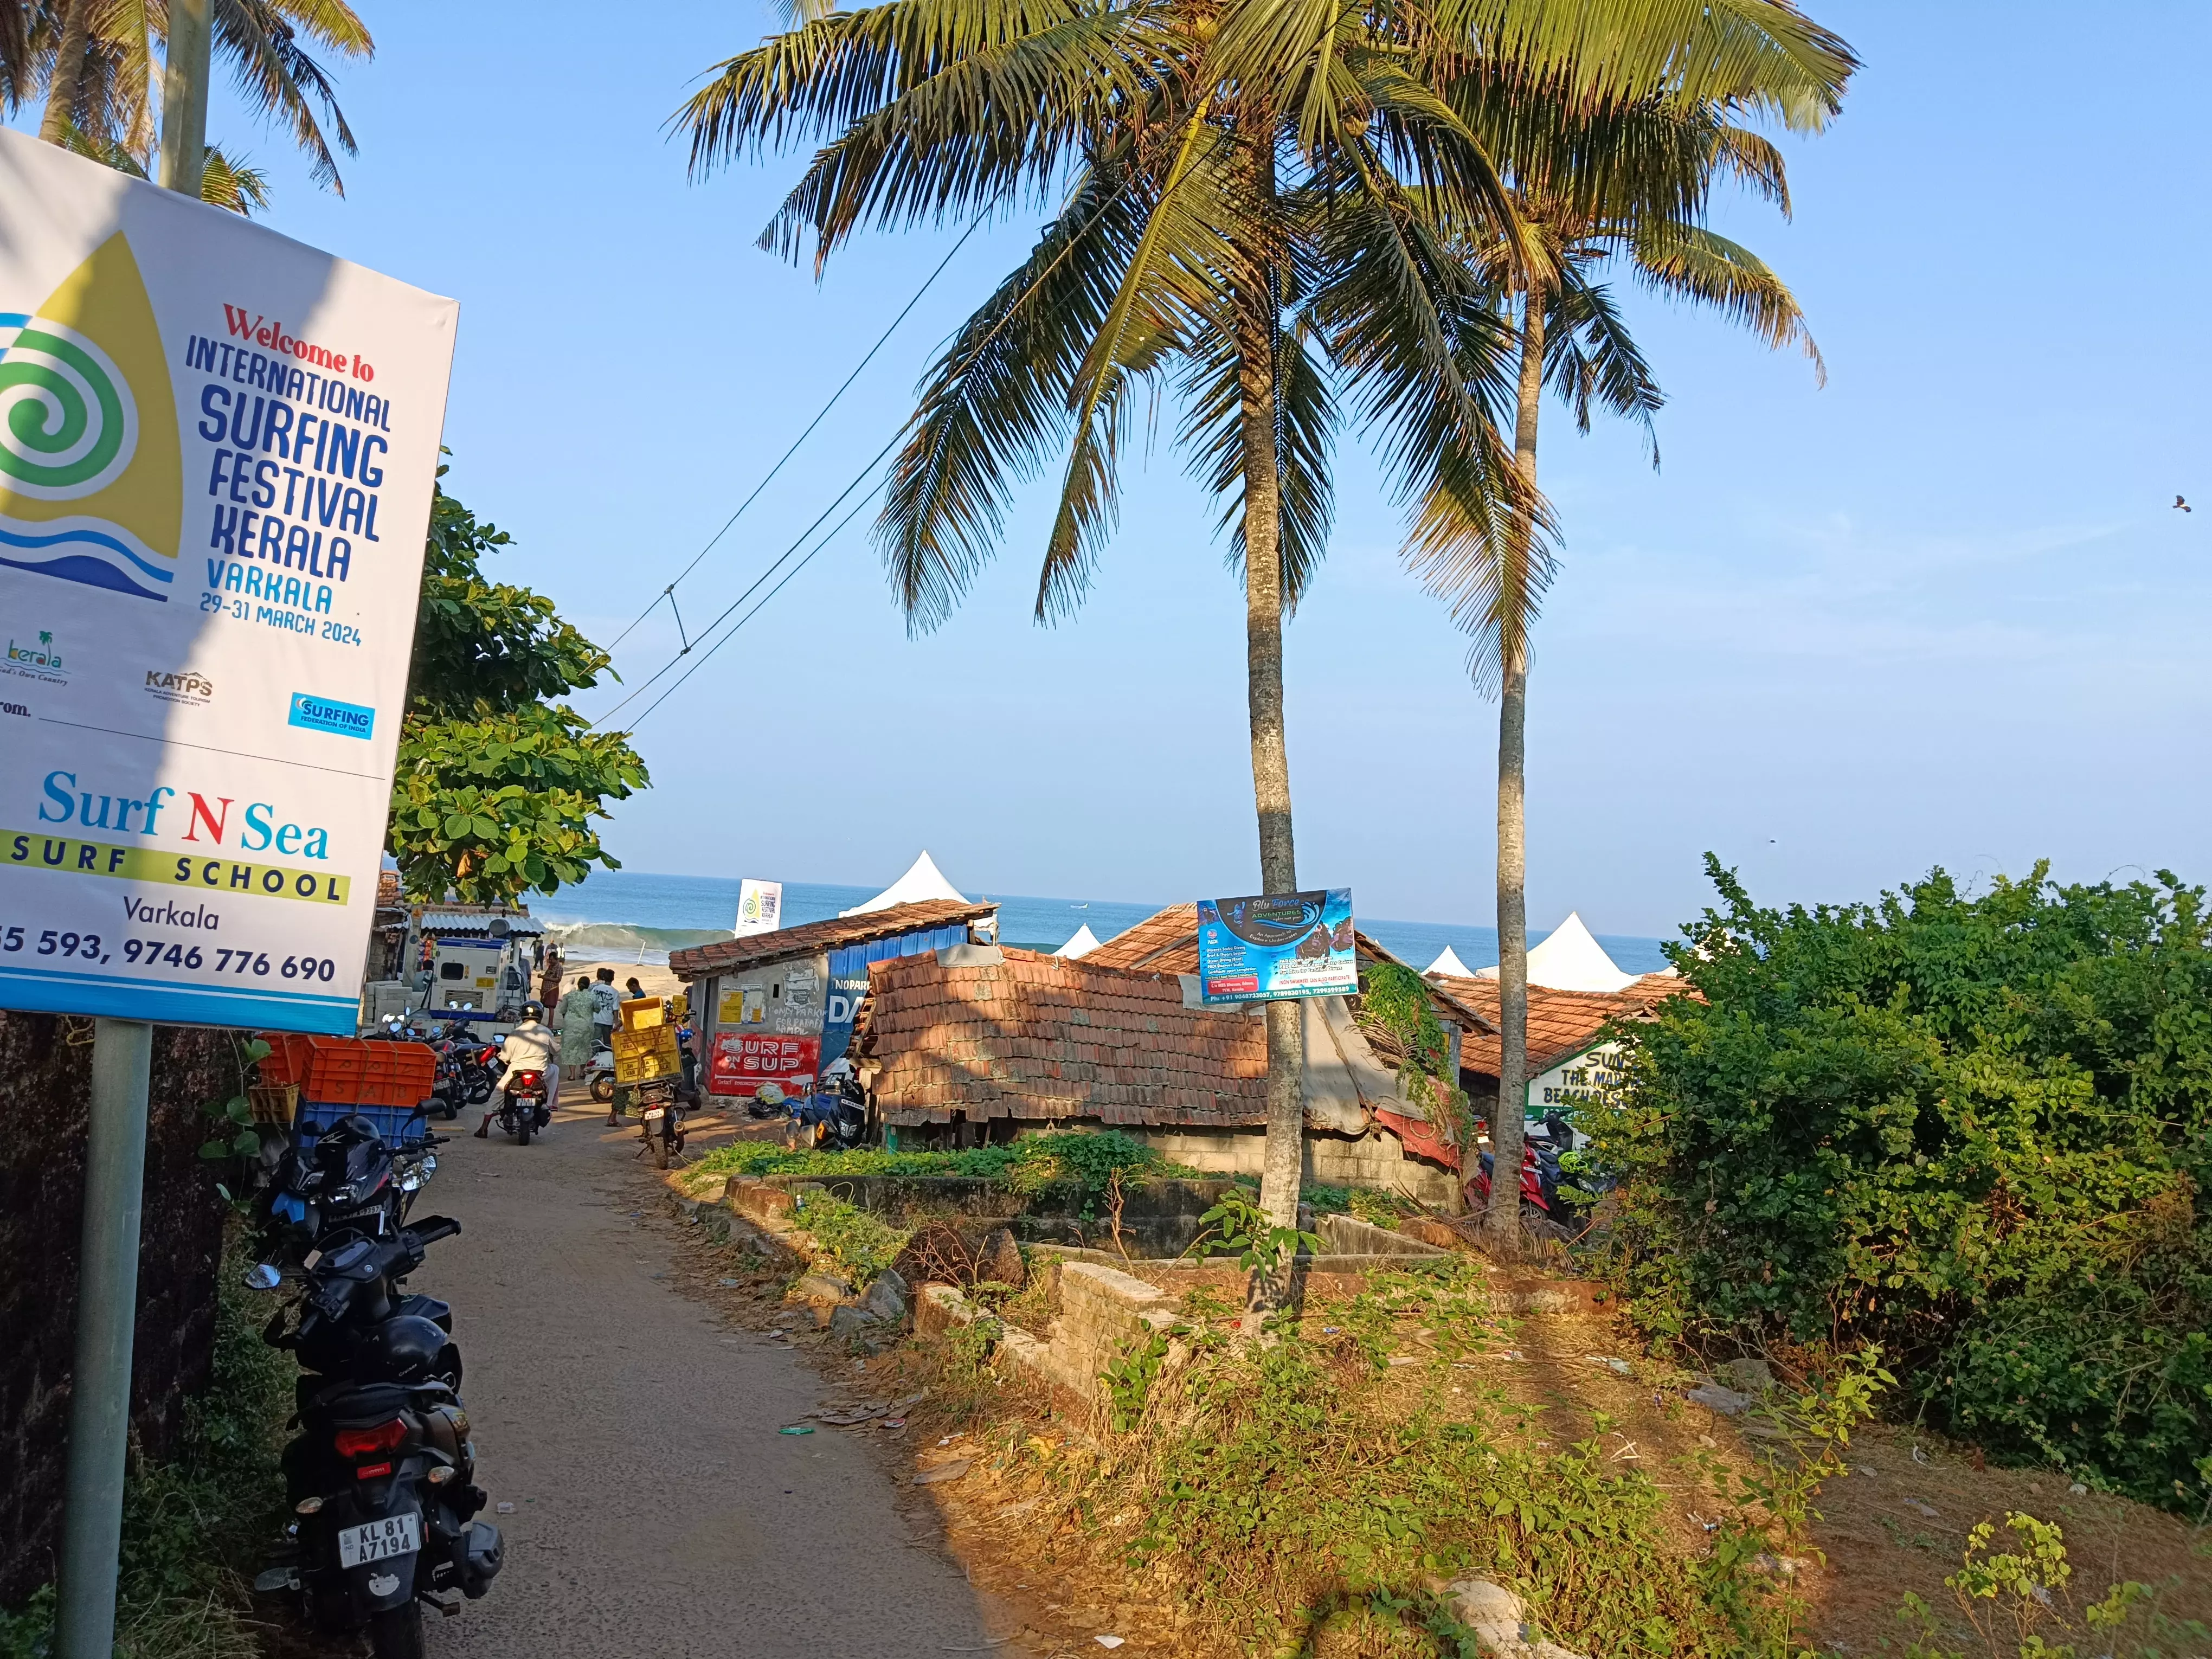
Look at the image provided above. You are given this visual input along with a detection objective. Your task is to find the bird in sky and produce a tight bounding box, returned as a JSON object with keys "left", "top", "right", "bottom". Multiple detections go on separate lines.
{"left": 2176, "top": 495, "right": 2191, "bottom": 512}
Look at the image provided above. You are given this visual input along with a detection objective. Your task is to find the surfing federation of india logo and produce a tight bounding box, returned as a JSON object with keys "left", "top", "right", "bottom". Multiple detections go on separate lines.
{"left": 0, "top": 233, "right": 180, "bottom": 601}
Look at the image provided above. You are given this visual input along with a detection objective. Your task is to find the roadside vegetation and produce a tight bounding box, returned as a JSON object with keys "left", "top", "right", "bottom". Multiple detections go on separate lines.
{"left": 906, "top": 1263, "right": 1892, "bottom": 1658}
{"left": 1588, "top": 859, "right": 2212, "bottom": 1515}
{"left": 693, "top": 1128, "right": 1203, "bottom": 1206}
{"left": 0, "top": 1230, "right": 295, "bottom": 1659}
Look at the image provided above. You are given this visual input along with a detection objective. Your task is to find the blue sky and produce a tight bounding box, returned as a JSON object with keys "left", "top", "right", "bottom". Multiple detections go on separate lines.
{"left": 169, "top": 0, "right": 2212, "bottom": 937}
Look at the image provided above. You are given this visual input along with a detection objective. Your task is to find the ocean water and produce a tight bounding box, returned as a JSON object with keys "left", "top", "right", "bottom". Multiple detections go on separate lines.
{"left": 531, "top": 868, "right": 1672, "bottom": 976}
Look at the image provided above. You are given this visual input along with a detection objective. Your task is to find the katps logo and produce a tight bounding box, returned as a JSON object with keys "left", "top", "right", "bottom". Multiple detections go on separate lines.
{"left": 142, "top": 667, "right": 213, "bottom": 706}
{"left": 0, "top": 234, "right": 180, "bottom": 601}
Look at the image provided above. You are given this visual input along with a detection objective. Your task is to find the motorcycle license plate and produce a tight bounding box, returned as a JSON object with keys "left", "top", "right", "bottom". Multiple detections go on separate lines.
{"left": 337, "top": 1512, "right": 420, "bottom": 1567}
{"left": 643, "top": 1108, "right": 666, "bottom": 1124}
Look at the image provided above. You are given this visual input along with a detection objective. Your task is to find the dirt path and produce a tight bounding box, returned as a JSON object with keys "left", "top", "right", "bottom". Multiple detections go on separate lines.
{"left": 415, "top": 1091, "right": 1005, "bottom": 1658}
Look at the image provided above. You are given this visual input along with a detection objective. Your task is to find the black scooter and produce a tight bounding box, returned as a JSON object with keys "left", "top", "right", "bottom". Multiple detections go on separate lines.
{"left": 254, "top": 1218, "right": 501, "bottom": 1658}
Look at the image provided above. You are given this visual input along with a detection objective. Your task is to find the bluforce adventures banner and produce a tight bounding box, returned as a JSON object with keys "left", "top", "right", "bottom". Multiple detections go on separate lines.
{"left": 1195, "top": 889, "right": 1357, "bottom": 1005}
{"left": 0, "top": 131, "right": 456, "bottom": 1032}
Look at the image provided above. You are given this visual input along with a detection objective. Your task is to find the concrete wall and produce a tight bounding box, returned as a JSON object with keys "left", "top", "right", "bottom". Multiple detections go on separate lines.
{"left": 697, "top": 950, "right": 832, "bottom": 1103}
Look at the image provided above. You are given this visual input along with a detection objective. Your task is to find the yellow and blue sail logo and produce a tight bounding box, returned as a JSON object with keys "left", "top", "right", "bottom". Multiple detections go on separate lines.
{"left": 0, "top": 234, "right": 179, "bottom": 600}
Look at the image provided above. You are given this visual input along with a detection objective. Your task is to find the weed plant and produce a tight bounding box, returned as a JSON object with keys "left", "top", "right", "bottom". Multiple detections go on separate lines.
{"left": 916, "top": 1263, "right": 1886, "bottom": 1658}
{"left": 1886, "top": 1511, "right": 2209, "bottom": 1659}
{"left": 696, "top": 1129, "right": 1203, "bottom": 1205}
{"left": 0, "top": 1227, "right": 296, "bottom": 1659}
{"left": 793, "top": 1192, "right": 914, "bottom": 1288}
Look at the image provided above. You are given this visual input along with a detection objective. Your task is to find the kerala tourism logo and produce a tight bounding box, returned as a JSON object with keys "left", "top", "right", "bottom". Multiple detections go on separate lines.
{"left": 3, "top": 626, "right": 67, "bottom": 682}
{"left": 0, "top": 234, "right": 180, "bottom": 601}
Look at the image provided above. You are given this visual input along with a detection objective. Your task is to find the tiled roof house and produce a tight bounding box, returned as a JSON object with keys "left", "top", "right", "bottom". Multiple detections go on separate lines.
{"left": 855, "top": 905, "right": 1501, "bottom": 1199}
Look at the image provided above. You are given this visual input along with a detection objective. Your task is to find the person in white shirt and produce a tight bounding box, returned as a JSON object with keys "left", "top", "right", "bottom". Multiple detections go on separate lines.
{"left": 474, "top": 1004, "right": 560, "bottom": 1137}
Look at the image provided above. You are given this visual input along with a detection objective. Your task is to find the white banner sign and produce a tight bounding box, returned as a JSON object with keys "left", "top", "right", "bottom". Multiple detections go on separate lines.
{"left": 0, "top": 131, "right": 456, "bottom": 1032}
{"left": 733, "top": 878, "right": 781, "bottom": 936}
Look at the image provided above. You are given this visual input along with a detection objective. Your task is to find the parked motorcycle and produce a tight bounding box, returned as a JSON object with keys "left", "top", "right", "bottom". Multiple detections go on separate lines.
{"left": 254, "top": 1217, "right": 501, "bottom": 1658}
{"left": 787, "top": 1060, "right": 869, "bottom": 1152}
{"left": 1467, "top": 1113, "right": 1604, "bottom": 1232}
{"left": 634, "top": 1076, "right": 684, "bottom": 1168}
{"left": 495, "top": 1066, "right": 548, "bottom": 1145}
{"left": 262, "top": 1115, "right": 440, "bottom": 1265}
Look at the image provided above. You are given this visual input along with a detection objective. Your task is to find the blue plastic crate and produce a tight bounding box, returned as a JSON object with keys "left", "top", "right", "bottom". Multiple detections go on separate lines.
{"left": 293, "top": 1101, "right": 432, "bottom": 1150}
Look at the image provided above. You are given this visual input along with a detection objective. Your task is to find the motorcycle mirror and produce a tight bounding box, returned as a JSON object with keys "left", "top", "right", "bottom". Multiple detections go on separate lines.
{"left": 245, "top": 1262, "right": 283, "bottom": 1291}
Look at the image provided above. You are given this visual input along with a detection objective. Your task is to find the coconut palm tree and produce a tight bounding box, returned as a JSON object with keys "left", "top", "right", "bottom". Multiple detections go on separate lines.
{"left": 675, "top": 0, "right": 1854, "bottom": 1266}
{"left": 1407, "top": 104, "right": 1841, "bottom": 1248}
{"left": 37, "top": 0, "right": 370, "bottom": 191}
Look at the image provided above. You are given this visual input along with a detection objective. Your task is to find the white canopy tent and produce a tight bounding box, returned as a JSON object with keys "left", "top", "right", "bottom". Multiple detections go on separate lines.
{"left": 1472, "top": 912, "right": 1637, "bottom": 993}
{"left": 1425, "top": 945, "right": 1476, "bottom": 979}
{"left": 1054, "top": 923, "right": 1102, "bottom": 959}
{"left": 840, "top": 850, "right": 968, "bottom": 917}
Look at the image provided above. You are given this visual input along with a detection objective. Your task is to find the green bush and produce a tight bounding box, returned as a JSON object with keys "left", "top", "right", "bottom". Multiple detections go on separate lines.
{"left": 1589, "top": 857, "right": 2212, "bottom": 1510}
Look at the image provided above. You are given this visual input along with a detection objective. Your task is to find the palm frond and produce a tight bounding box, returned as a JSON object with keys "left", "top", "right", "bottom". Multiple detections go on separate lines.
{"left": 199, "top": 143, "right": 272, "bottom": 214}
{"left": 1630, "top": 220, "right": 1823, "bottom": 383}
{"left": 756, "top": 9, "right": 1150, "bottom": 268}
{"left": 875, "top": 170, "right": 1142, "bottom": 632}
{"left": 1545, "top": 260, "right": 1660, "bottom": 458}
{"left": 213, "top": 0, "right": 367, "bottom": 191}
{"left": 1040, "top": 110, "right": 1231, "bottom": 619}
{"left": 1180, "top": 306, "right": 1337, "bottom": 610}
{"left": 1427, "top": 0, "right": 1856, "bottom": 133}
{"left": 674, "top": 0, "right": 1115, "bottom": 178}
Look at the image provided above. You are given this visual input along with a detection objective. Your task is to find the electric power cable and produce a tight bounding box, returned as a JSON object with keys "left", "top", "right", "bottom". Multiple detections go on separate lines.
{"left": 622, "top": 480, "right": 882, "bottom": 731}
{"left": 606, "top": 211, "right": 992, "bottom": 650}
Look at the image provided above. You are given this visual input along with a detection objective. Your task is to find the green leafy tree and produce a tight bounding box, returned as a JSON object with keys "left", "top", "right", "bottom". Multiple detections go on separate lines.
{"left": 388, "top": 472, "right": 648, "bottom": 905}
{"left": 676, "top": 0, "right": 1851, "bottom": 1270}
{"left": 1592, "top": 857, "right": 2212, "bottom": 1509}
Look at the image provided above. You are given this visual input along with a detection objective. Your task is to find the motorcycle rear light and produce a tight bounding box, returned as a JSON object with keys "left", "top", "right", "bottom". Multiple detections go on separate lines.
{"left": 334, "top": 1418, "right": 408, "bottom": 1459}
{"left": 354, "top": 1462, "right": 394, "bottom": 1480}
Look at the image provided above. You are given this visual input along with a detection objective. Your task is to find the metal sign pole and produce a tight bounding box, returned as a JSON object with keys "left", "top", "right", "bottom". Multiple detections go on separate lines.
{"left": 53, "top": 1020, "right": 153, "bottom": 1659}
{"left": 53, "top": 11, "right": 210, "bottom": 1656}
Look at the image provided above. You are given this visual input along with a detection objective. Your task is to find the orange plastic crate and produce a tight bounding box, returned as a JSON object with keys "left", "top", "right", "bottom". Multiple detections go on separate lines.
{"left": 254, "top": 1032, "right": 316, "bottom": 1089}
{"left": 362, "top": 1044, "right": 435, "bottom": 1106}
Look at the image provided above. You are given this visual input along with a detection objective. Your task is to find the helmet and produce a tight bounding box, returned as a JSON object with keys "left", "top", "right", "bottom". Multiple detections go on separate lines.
{"left": 312, "top": 1115, "right": 393, "bottom": 1209}
{"left": 364, "top": 1314, "right": 461, "bottom": 1385}
{"left": 522, "top": 1001, "right": 544, "bottom": 1020}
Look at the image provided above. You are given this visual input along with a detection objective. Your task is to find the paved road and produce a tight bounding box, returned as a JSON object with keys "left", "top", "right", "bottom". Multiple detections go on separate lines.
{"left": 416, "top": 1094, "right": 999, "bottom": 1658}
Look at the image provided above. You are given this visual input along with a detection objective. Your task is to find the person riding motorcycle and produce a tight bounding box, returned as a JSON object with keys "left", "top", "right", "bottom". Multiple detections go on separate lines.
{"left": 472, "top": 1004, "right": 560, "bottom": 1139}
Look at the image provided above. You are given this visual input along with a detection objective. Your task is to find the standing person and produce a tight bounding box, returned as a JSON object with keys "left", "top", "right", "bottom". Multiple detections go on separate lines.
{"left": 473, "top": 1002, "right": 560, "bottom": 1138}
{"left": 591, "top": 968, "right": 622, "bottom": 1123}
{"left": 556, "top": 974, "right": 597, "bottom": 1071}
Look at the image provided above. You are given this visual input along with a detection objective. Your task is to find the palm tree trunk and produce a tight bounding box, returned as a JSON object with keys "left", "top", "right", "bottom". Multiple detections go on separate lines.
{"left": 40, "top": 0, "right": 95, "bottom": 145}
{"left": 1234, "top": 134, "right": 1303, "bottom": 1264}
{"left": 1484, "top": 278, "right": 1545, "bottom": 1250}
